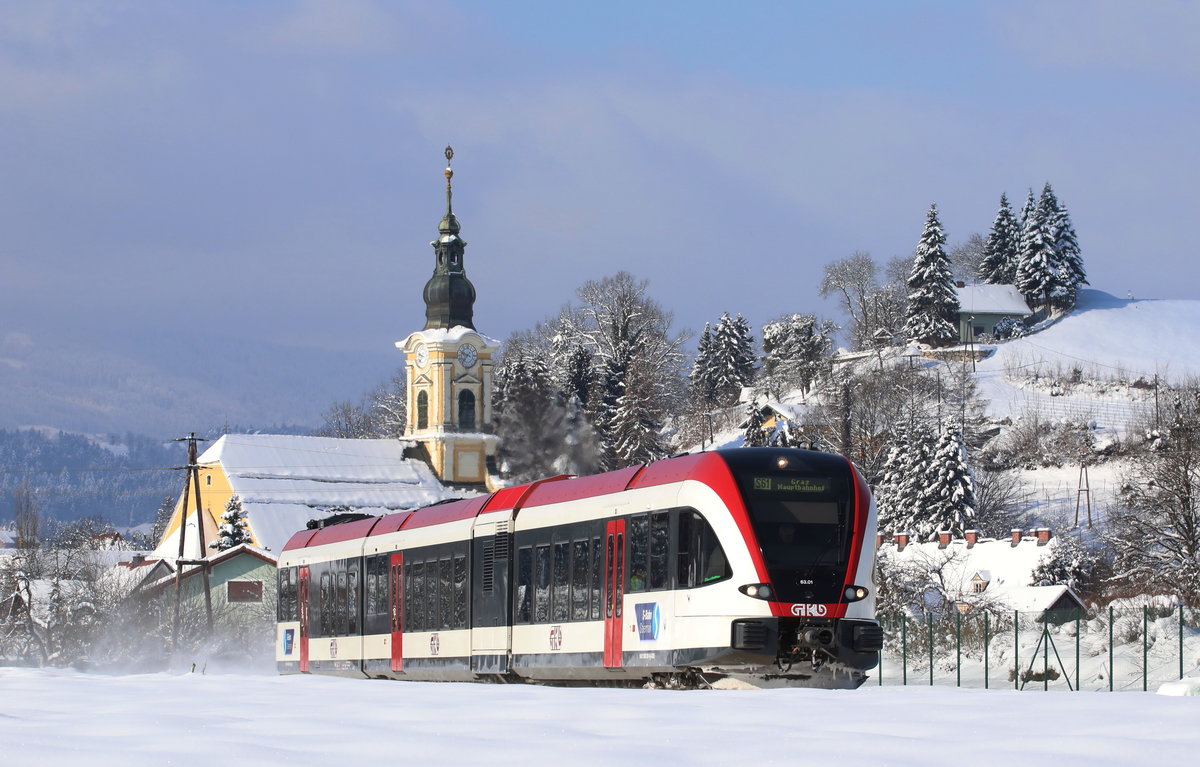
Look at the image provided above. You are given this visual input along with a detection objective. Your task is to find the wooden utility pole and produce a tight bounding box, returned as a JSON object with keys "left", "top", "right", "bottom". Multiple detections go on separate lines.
{"left": 171, "top": 433, "right": 213, "bottom": 653}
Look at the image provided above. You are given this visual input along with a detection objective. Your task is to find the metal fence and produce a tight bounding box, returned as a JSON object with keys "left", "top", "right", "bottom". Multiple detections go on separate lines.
{"left": 875, "top": 607, "right": 1200, "bottom": 692}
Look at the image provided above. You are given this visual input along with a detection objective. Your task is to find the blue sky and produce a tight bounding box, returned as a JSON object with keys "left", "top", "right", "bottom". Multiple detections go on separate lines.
{"left": 2, "top": 0, "right": 1197, "bottom": 371}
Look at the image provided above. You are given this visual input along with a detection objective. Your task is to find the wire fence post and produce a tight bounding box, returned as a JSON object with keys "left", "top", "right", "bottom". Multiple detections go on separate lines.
{"left": 1108, "top": 606, "right": 1114, "bottom": 692}
{"left": 1143, "top": 606, "right": 1148, "bottom": 692}
{"left": 984, "top": 611, "right": 990, "bottom": 690}
{"left": 902, "top": 618, "right": 908, "bottom": 686}
{"left": 1080, "top": 614, "right": 1089, "bottom": 691}
{"left": 955, "top": 610, "right": 961, "bottom": 687}
{"left": 1181, "top": 604, "right": 1185, "bottom": 681}
{"left": 1014, "top": 610, "right": 1020, "bottom": 691}
{"left": 1043, "top": 622, "right": 1049, "bottom": 691}
{"left": 928, "top": 613, "right": 934, "bottom": 686}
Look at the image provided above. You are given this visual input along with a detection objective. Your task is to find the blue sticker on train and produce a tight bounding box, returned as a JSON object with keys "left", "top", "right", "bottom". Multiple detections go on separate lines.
{"left": 635, "top": 602, "right": 661, "bottom": 641}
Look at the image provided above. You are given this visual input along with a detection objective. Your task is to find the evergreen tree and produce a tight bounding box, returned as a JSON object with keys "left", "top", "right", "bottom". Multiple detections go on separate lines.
{"left": 916, "top": 424, "right": 977, "bottom": 540}
{"left": 1042, "top": 183, "right": 1086, "bottom": 310}
{"left": 557, "top": 272, "right": 686, "bottom": 470}
{"left": 742, "top": 402, "right": 768, "bottom": 447}
{"left": 494, "top": 333, "right": 599, "bottom": 480}
{"left": 978, "top": 193, "right": 1020, "bottom": 284}
{"left": 904, "top": 203, "right": 959, "bottom": 347}
{"left": 609, "top": 354, "right": 669, "bottom": 465}
{"left": 210, "top": 495, "right": 251, "bottom": 551}
{"left": 761, "top": 313, "right": 836, "bottom": 398}
{"left": 1016, "top": 188, "right": 1057, "bottom": 312}
{"left": 709, "top": 312, "right": 756, "bottom": 405}
{"left": 689, "top": 322, "right": 718, "bottom": 409}
{"left": 873, "top": 427, "right": 935, "bottom": 536}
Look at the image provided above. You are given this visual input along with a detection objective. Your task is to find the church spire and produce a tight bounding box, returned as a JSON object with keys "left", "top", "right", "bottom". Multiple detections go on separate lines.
{"left": 422, "top": 145, "right": 476, "bottom": 330}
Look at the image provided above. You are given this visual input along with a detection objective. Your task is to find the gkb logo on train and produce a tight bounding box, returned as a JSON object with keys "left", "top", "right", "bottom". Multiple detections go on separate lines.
{"left": 635, "top": 602, "right": 661, "bottom": 641}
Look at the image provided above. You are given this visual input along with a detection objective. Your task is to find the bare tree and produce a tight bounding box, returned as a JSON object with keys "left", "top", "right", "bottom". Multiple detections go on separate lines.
{"left": 1106, "top": 390, "right": 1200, "bottom": 603}
{"left": 949, "top": 233, "right": 987, "bottom": 285}
{"left": 820, "top": 252, "right": 907, "bottom": 351}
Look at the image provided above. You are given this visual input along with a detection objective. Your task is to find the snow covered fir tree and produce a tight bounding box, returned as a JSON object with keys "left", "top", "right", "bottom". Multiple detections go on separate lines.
{"left": 904, "top": 203, "right": 959, "bottom": 347}
{"left": 210, "top": 495, "right": 251, "bottom": 551}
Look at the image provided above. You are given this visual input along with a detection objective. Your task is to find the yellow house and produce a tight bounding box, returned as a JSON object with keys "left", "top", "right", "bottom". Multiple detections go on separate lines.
{"left": 152, "top": 434, "right": 455, "bottom": 561}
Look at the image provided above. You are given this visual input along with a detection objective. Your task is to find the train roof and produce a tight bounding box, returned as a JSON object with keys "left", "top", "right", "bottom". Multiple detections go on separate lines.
{"left": 281, "top": 447, "right": 854, "bottom": 553}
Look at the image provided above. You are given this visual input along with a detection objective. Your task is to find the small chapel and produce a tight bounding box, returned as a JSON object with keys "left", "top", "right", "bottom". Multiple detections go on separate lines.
{"left": 397, "top": 146, "right": 501, "bottom": 488}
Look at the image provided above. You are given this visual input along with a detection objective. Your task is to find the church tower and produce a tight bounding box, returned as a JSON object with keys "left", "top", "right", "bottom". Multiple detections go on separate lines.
{"left": 397, "top": 147, "right": 500, "bottom": 487}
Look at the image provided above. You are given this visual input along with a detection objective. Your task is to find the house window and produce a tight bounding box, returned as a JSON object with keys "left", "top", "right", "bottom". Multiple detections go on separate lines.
{"left": 458, "top": 390, "right": 476, "bottom": 430}
{"left": 973, "top": 580, "right": 987, "bottom": 594}
{"left": 206, "top": 475, "right": 212, "bottom": 486}
{"left": 417, "top": 391, "right": 429, "bottom": 430}
{"left": 228, "top": 580, "right": 263, "bottom": 603}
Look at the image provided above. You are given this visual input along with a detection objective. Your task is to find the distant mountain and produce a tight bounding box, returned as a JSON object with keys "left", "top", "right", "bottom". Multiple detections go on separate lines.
{"left": 0, "top": 327, "right": 400, "bottom": 436}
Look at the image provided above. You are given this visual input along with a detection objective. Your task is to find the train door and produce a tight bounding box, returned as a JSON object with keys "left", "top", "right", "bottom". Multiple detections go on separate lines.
{"left": 604, "top": 519, "right": 626, "bottom": 668}
{"left": 298, "top": 566, "right": 310, "bottom": 673}
{"left": 471, "top": 514, "right": 513, "bottom": 674}
{"left": 389, "top": 552, "right": 403, "bottom": 672}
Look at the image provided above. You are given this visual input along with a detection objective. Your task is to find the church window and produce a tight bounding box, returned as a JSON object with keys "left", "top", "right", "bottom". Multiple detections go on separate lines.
{"left": 458, "top": 390, "right": 476, "bottom": 430}
{"left": 417, "top": 391, "right": 429, "bottom": 430}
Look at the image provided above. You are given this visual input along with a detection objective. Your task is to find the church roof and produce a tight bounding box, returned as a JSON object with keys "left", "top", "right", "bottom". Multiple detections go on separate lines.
{"left": 153, "top": 434, "right": 456, "bottom": 558}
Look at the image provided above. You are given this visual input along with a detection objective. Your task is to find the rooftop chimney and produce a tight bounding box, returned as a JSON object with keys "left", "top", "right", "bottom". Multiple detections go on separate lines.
{"left": 1036, "top": 528, "right": 1051, "bottom": 545}
{"left": 965, "top": 530, "right": 979, "bottom": 548}
{"left": 937, "top": 530, "right": 951, "bottom": 548}
{"left": 895, "top": 532, "right": 910, "bottom": 551}
{"left": 1011, "top": 529, "right": 1023, "bottom": 547}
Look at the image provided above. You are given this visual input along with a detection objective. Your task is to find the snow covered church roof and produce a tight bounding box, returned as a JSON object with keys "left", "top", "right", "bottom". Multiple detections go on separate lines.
{"left": 954, "top": 284, "right": 1033, "bottom": 316}
{"left": 154, "top": 434, "right": 456, "bottom": 559}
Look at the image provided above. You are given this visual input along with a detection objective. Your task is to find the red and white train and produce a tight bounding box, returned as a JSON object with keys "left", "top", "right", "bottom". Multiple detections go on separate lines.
{"left": 275, "top": 447, "right": 883, "bottom": 688}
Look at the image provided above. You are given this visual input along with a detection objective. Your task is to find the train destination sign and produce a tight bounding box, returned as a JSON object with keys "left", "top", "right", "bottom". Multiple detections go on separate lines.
{"left": 748, "top": 476, "right": 830, "bottom": 494}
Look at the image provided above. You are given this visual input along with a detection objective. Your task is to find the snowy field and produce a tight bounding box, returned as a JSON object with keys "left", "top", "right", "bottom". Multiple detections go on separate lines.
{"left": 2, "top": 668, "right": 1198, "bottom": 766}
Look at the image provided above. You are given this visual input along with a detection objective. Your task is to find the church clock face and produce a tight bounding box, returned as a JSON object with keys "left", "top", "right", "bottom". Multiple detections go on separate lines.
{"left": 414, "top": 343, "right": 429, "bottom": 369}
{"left": 457, "top": 343, "right": 478, "bottom": 368}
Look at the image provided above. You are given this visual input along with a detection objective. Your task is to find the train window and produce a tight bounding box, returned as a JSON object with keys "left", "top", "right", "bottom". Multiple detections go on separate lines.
{"left": 412, "top": 562, "right": 426, "bottom": 632}
{"left": 552, "top": 542, "right": 570, "bottom": 622}
{"left": 319, "top": 571, "right": 332, "bottom": 636}
{"left": 534, "top": 545, "right": 551, "bottom": 623}
{"left": 571, "top": 539, "right": 590, "bottom": 621}
{"left": 677, "top": 510, "right": 731, "bottom": 589}
{"left": 364, "top": 556, "right": 389, "bottom": 635}
{"left": 591, "top": 536, "right": 603, "bottom": 620}
{"left": 277, "top": 567, "right": 298, "bottom": 622}
{"left": 453, "top": 554, "right": 467, "bottom": 628}
{"left": 516, "top": 547, "right": 533, "bottom": 623}
{"left": 628, "top": 515, "right": 649, "bottom": 591}
{"left": 439, "top": 557, "right": 453, "bottom": 630}
{"left": 347, "top": 566, "right": 359, "bottom": 635}
{"left": 649, "top": 512, "right": 669, "bottom": 590}
{"left": 336, "top": 570, "right": 348, "bottom": 636}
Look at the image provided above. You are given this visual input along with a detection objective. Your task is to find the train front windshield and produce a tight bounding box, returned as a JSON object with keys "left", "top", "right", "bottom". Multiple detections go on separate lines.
{"left": 737, "top": 468, "right": 854, "bottom": 604}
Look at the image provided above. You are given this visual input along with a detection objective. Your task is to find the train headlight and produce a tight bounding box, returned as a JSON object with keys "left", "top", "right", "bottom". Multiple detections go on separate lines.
{"left": 843, "top": 585, "right": 869, "bottom": 602}
{"left": 775, "top": 456, "right": 789, "bottom": 469}
{"left": 739, "top": 583, "right": 775, "bottom": 600}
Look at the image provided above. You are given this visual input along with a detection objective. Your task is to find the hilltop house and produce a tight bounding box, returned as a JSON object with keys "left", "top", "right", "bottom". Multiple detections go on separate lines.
{"left": 954, "top": 284, "right": 1033, "bottom": 342}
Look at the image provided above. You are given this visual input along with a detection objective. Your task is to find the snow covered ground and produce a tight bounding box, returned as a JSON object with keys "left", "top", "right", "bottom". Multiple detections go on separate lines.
{"left": 2, "top": 667, "right": 1198, "bottom": 766}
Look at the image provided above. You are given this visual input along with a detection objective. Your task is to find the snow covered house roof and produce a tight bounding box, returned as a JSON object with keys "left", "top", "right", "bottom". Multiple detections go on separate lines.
{"left": 883, "top": 532, "right": 1082, "bottom": 615}
{"left": 152, "top": 434, "right": 456, "bottom": 561}
{"left": 954, "top": 284, "right": 1033, "bottom": 316}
